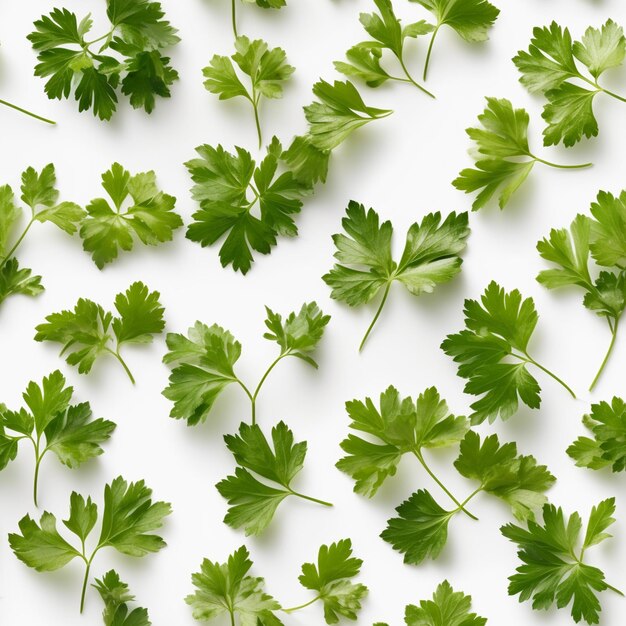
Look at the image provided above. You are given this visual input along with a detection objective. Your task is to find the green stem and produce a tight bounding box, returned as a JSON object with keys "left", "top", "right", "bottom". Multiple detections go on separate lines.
{"left": 359, "top": 282, "right": 392, "bottom": 352}
{"left": 398, "top": 55, "right": 435, "bottom": 99}
{"left": 249, "top": 353, "right": 289, "bottom": 425}
{"left": 229, "top": 609, "right": 235, "bottom": 626}
{"left": 252, "top": 97, "right": 262, "bottom": 149}
{"left": 519, "top": 352, "right": 577, "bottom": 399}
{"left": 289, "top": 490, "right": 333, "bottom": 507}
{"left": 599, "top": 86, "right": 626, "bottom": 104}
{"left": 0, "top": 217, "right": 35, "bottom": 271}
{"left": 589, "top": 319, "right": 619, "bottom": 391}
{"left": 231, "top": 0, "right": 238, "bottom": 38}
{"left": 0, "top": 99, "right": 55, "bottom": 125}
{"left": 531, "top": 155, "right": 593, "bottom": 170}
{"left": 456, "top": 485, "right": 483, "bottom": 512}
{"left": 106, "top": 347, "right": 136, "bottom": 384}
{"left": 282, "top": 596, "right": 320, "bottom": 613}
{"left": 605, "top": 582, "right": 625, "bottom": 597}
{"left": 33, "top": 453, "right": 43, "bottom": 507}
{"left": 422, "top": 25, "right": 440, "bottom": 81}
{"left": 414, "top": 451, "right": 478, "bottom": 520}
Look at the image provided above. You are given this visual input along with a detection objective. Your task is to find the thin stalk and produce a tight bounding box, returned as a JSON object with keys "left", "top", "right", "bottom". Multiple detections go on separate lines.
{"left": 456, "top": 485, "right": 483, "bottom": 512}
{"left": 531, "top": 154, "right": 593, "bottom": 170}
{"left": 0, "top": 99, "right": 55, "bottom": 125}
{"left": 282, "top": 596, "right": 320, "bottom": 613}
{"left": 516, "top": 352, "right": 577, "bottom": 399}
{"left": 359, "top": 282, "right": 392, "bottom": 352}
{"left": 229, "top": 609, "right": 236, "bottom": 626}
{"left": 601, "top": 87, "right": 626, "bottom": 104}
{"left": 289, "top": 490, "right": 333, "bottom": 508}
{"left": 422, "top": 25, "right": 440, "bottom": 81}
{"left": 398, "top": 55, "right": 435, "bottom": 99}
{"left": 589, "top": 319, "right": 619, "bottom": 391}
{"left": 414, "top": 451, "right": 478, "bottom": 520}
{"left": 33, "top": 453, "right": 43, "bottom": 507}
{"left": 605, "top": 582, "right": 625, "bottom": 597}
{"left": 0, "top": 217, "right": 35, "bottom": 270}
{"left": 105, "top": 347, "right": 136, "bottom": 384}
{"left": 252, "top": 95, "right": 262, "bottom": 148}
{"left": 249, "top": 353, "right": 289, "bottom": 424}
{"left": 231, "top": 0, "right": 238, "bottom": 38}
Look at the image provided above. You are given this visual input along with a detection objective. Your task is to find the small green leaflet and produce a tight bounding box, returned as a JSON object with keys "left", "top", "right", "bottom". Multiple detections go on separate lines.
{"left": 441, "top": 281, "right": 576, "bottom": 424}
{"left": 79, "top": 163, "right": 182, "bottom": 268}
{"left": 34, "top": 281, "right": 165, "bottom": 384}
{"left": 334, "top": 0, "right": 435, "bottom": 96}
{"left": 281, "top": 135, "right": 331, "bottom": 186}
{"left": 162, "top": 302, "right": 329, "bottom": 425}
{"left": 185, "top": 137, "right": 311, "bottom": 274}
{"left": 536, "top": 193, "right": 626, "bottom": 389}
{"left": 501, "top": 498, "right": 622, "bottom": 624}
{"left": 216, "top": 421, "right": 332, "bottom": 535}
{"left": 291, "top": 539, "right": 368, "bottom": 624}
{"left": 9, "top": 476, "right": 171, "bottom": 612}
{"left": 568, "top": 397, "right": 626, "bottom": 472}
{"left": 0, "top": 164, "right": 83, "bottom": 306}
{"left": 410, "top": 0, "right": 500, "bottom": 80}
{"left": 0, "top": 370, "right": 115, "bottom": 506}
{"left": 514, "top": 20, "right": 626, "bottom": 147}
{"left": 376, "top": 579, "right": 488, "bottom": 626}
{"left": 204, "top": 36, "right": 294, "bottom": 146}
{"left": 28, "top": 2, "right": 180, "bottom": 120}
{"left": 304, "top": 80, "right": 392, "bottom": 151}
{"left": 186, "top": 546, "right": 283, "bottom": 624}
{"left": 324, "top": 202, "right": 469, "bottom": 350}
{"left": 336, "top": 386, "right": 469, "bottom": 497}
{"left": 94, "top": 570, "right": 151, "bottom": 626}
{"left": 452, "top": 97, "right": 591, "bottom": 211}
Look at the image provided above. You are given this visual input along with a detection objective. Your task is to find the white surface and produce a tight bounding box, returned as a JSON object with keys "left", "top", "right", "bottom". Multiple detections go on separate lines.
{"left": 1, "top": 0, "right": 625, "bottom": 624}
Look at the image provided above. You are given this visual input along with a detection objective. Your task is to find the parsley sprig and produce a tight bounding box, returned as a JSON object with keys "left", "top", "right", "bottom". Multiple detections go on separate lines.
{"left": 94, "top": 570, "right": 151, "bottom": 626}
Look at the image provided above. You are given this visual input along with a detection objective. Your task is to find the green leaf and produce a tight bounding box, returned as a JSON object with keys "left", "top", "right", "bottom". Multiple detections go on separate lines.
{"left": 542, "top": 83, "right": 598, "bottom": 147}
{"left": 337, "top": 386, "right": 468, "bottom": 497}
{"left": 186, "top": 546, "right": 283, "bottom": 625}
{"left": 94, "top": 570, "right": 151, "bottom": 626}
{"left": 574, "top": 20, "right": 626, "bottom": 79}
{"left": 63, "top": 492, "right": 98, "bottom": 543}
{"left": 501, "top": 499, "right": 618, "bottom": 624}
{"left": 334, "top": 44, "right": 393, "bottom": 88}
{"left": 404, "top": 580, "right": 487, "bottom": 626}
{"left": 588, "top": 190, "right": 626, "bottom": 268}
{"left": 381, "top": 490, "right": 452, "bottom": 564}
{"left": 454, "top": 431, "right": 555, "bottom": 521}
{"left": 0, "top": 258, "right": 44, "bottom": 304}
{"left": 281, "top": 135, "right": 330, "bottom": 186}
{"left": 568, "top": 397, "right": 626, "bottom": 472}
{"left": 304, "top": 80, "right": 392, "bottom": 151}
{"left": 298, "top": 539, "right": 368, "bottom": 624}
{"left": 121, "top": 50, "right": 178, "bottom": 113}
{"left": 162, "top": 322, "right": 241, "bottom": 425}
{"left": 0, "top": 184, "right": 21, "bottom": 254}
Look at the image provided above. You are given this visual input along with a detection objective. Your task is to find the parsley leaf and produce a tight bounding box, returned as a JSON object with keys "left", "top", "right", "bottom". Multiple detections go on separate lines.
{"left": 162, "top": 302, "right": 328, "bottom": 425}
{"left": 0, "top": 164, "right": 83, "bottom": 306}
{"left": 410, "top": 0, "right": 500, "bottom": 80}
{"left": 94, "top": 570, "right": 151, "bottom": 626}
{"left": 568, "top": 397, "right": 626, "bottom": 472}
{"left": 514, "top": 20, "right": 626, "bottom": 147}
{"left": 334, "top": 0, "right": 435, "bottom": 96}
{"left": 185, "top": 138, "right": 311, "bottom": 273}
{"left": 28, "top": 2, "right": 180, "bottom": 120}
{"left": 79, "top": 163, "right": 182, "bottom": 268}
{"left": 186, "top": 546, "right": 282, "bottom": 625}
{"left": 336, "top": 386, "right": 469, "bottom": 499}
{"left": 304, "top": 80, "right": 392, "bottom": 151}
{"left": 9, "top": 476, "right": 171, "bottom": 612}
{"left": 324, "top": 202, "right": 470, "bottom": 350}
{"left": 216, "top": 421, "right": 332, "bottom": 535}
{"left": 537, "top": 194, "right": 626, "bottom": 389}
{"left": 441, "top": 281, "right": 576, "bottom": 424}
{"left": 0, "top": 370, "right": 115, "bottom": 506}
{"left": 34, "top": 281, "right": 165, "bottom": 384}
{"left": 452, "top": 97, "right": 592, "bottom": 210}
{"left": 204, "top": 36, "right": 294, "bottom": 147}
{"left": 288, "top": 539, "right": 368, "bottom": 624}
{"left": 281, "top": 135, "right": 330, "bottom": 186}
{"left": 501, "top": 498, "right": 622, "bottom": 624}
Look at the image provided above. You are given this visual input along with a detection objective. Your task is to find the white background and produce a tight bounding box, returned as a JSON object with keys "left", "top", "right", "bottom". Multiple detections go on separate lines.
{"left": 1, "top": 0, "right": 625, "bottom": 624}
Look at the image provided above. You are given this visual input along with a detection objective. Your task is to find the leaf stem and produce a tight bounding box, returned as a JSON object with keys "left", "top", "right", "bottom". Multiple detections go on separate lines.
{"left": 359, "top": 282, "right": 392, "bottom": 352}
{"left": 282, "top": 596, "right": 320, "bottom": 613}
{"left": 599, "top": 86, "right": 626, "bottom": 104}
{"left": 413, "top": 451, "right": 478, "bottom": 520}
{"left": 289, "top": 490, "right": 333, "bottom": 507}
{"left": 605, "top": 582, "right": 625, "bottom": 597}
{"left": 531, "top": 155, "right": 593, "bottom": 170}
{"left": 398, "top": 55, "right": 435, "bottom": 99}
{"left": 589, "top": 318, "right": 619, "bottom": 391}
{"left": 0, "top": 99, "right": 56, "bottom": 125}
{"left": 106, "top": 347, "right": 136, "bottom": 384}
{"left": 516, "top": 352, "right": 577, "bottom": 399}
{"left": 33, "top": 453, "right": 43, "bottom": 507}
{"left": 231, "top": 0, "right": 238, "bottom": 38}
{"left": 0, "top": 217, "right": 35, "bottom": 271}
{"left": 422, "top": 25, "right": 440, "bottom": 81}
{"left": 252, "top": 95, "right": 262, "bottom": 149}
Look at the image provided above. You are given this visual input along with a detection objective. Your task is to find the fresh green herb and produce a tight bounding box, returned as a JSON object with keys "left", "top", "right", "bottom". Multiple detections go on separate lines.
{"left": 281, "top": 135, "right": 331, "bottom": 186}
{"left": 216, "top": 421, "right": 332, "bottom": 535}
{"left": 568, "top": 397, "right": 626, "bottom": 472}
{"left": 94, "top": 570, "right": 151, "bottom": 626}
{"left": 0, "top": 370, "right": 115, "bottom": 506}
{"left": 79, "top": 163, "right": 182, "bottom": 268}
{"left": 381, "top": 431, "right": 554, "bottom": 565}
{"left": 0, "top": 164, "right": 83, "bottom": 306}
{"left": 537, "top": 194, "right": 626, "bottom": 389}
{"left": 334, "top": 0, "right": 435, "bottom": 96}
{"left": 453, "top": 97, "right": 592, "bottom": 211}
{"left": 374, "top": 580, "right": 488, "bottom": 626}
{"left": 185, "top": 137, "right": 310, "bottom": 274}
{"left": 501, "top": 498, "right": 623, "bottom": 624}
{"left": 514, "top": 20, "right": 626, "bottom": 147}
{"left": 9, "top": 476, "right": 171, "bottom": 613}
{"left": 410, "top": 0, "right": 500, "bottom": 80}
{"left": 28, "top": 2, "right": 180, "bottom": 120}
{"left": 324, "top": 202, "right": 469, "bottom": 350}
{"left": 441, "top": 281, "right": 576, "bottom": 424}
{"left": 34, "top": 281, "right": 165, "bottom": 384}
{"left": 228, "top": 0, "right": 286, "bottom": 39}
{"left": 203, "top": 36, "right": 294, "bottom": 147}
